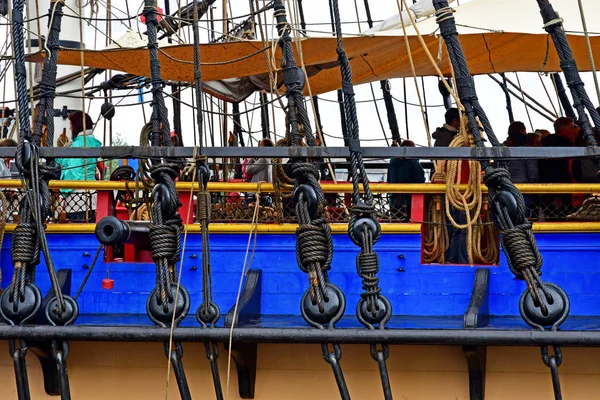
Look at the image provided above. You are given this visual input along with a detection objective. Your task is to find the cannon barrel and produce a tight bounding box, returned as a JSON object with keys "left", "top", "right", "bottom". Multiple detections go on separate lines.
{"left": 95, "top": 216, "right": 151, "bottom": 248}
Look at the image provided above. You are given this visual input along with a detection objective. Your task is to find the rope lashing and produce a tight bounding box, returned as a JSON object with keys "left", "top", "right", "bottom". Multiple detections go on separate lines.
{"left": 271, "top": 1, "right": 348, "bottom": 398}
{"left": 348, "top": 203, "right": 382, "bottom": 313}
{"left": 292, "top": 162, "right": 332, "bottom": 308}
{"left": 33, "top": 0, "right": 64, "bottom": 148}
{"left": 143, "top": 1, "right": 171, "bottom": 148}
{"left": 149, "top": 164, "right": 183, "bottom": 308}
{"left": 141, "top": 3, "right": 193, "bottom": 398}
{"left": 484, "top": 168, "right": 543, "bottom": 293}
{"left": 536, "top": 0, "right": 600, "bottom": 175}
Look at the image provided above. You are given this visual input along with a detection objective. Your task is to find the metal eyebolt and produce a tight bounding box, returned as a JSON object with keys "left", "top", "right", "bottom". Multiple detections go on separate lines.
{"left": 146, "top": 284, "right": 190, "bottom": 327}
{"left": 301, "top": 283, "right": 346, "bottom": 329}
{"left": 520, "top": 282, "right": 570, "bottom": 331}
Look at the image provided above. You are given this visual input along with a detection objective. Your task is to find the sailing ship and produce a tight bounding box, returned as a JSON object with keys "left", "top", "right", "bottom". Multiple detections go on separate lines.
{"left": 0, "top": 0, "right": 599, "bottom": 399}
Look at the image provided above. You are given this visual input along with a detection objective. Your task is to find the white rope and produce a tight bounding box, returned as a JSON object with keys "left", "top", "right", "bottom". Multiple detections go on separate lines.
{"left": 577, "top": 0, "right": 600, "bottom": 105}
{"left": 225, "top": 183, "right": 262, "bottom": 399}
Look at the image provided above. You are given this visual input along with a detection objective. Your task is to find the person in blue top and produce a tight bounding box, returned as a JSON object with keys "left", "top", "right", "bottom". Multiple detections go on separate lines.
{"left": 56, "top": 111, "right": 102, "bottom": 222}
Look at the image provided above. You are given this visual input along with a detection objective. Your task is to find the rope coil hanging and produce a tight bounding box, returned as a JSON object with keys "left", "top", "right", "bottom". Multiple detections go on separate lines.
{"left": 328, "top": 0, "right": 392, "bottom": 398}
{"left": 432, "top": 1, "right": 570, "bottom": 398}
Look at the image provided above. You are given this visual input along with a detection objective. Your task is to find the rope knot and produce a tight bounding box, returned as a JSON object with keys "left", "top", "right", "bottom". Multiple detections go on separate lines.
{"left": 295, "top": 220, "right": 333, "bottom": 273}
{"left": 149, "top": 223, "right": 181, "bottom": 265}
{"left": 502, "top": 222, "right": 543, "bottom": 279}
{"left": 11, "top": 223, "right": 39, "bottom": 266}
{"left": 196, "top": 192, "right": 211, "bottom": 222}
{"left": 291, "top": 162, "right": 319, "bottom": 182}
{"left": 483, "top": 166, "right": 511, "bottom": 189}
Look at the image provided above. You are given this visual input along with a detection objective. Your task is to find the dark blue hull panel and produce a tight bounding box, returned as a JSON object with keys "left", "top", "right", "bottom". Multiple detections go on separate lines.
{"left": 1, "top": 232, "right": 598, "bottom": 322}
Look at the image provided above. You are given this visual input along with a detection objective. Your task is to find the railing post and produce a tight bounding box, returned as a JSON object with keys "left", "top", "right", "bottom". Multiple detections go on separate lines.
{"left": 411, "top": 193, "right": 425, "bottom": 223}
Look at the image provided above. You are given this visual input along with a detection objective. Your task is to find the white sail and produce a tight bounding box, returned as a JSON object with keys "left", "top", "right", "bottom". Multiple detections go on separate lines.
{"left": 365, "top": 0, "right": 457, "bottom": 33}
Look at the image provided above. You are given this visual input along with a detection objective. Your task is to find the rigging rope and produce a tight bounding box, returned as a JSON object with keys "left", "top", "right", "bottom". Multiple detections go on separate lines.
{"left": 141, "top": 2, "right": 191, "bottom": 399}
{"left": 329, "top": 0, "right": 392, "bottom": 397}
{"left": 270, "top": 1, "right": 349, "bottom": 398}
{"left": 1, "top": 2, "right": 78, "bottom": 399}
{"left": 434, "top": 1, "right": 571, "bottom": 398}
{"left": 537, "top": 0, "right": 600, "bottom": 174}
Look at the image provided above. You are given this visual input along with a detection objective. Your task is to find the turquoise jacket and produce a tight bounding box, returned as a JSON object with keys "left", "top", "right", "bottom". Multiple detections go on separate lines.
{"left": 56, "top": 131, "right": 102, "bottom": 193}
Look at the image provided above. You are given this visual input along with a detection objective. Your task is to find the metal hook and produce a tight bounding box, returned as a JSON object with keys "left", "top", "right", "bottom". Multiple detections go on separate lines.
{"left": 541, "top": 345, "right": 563, "bottom": 400}
{"left": 52, "top": 340, "right": 71, "bottom": 400}
{"left": 166, "top": 342, "right": 192, "bottom": 400}
{"left": 321, "top": 343, "right": 351, "bottom": 400}
{"left": 9, "top": 339, "right": 31, "bottom": 400}
{"left": 204, "top": 341, "right": 224, "bottom": 400}
{"left": 371, "top": 344, "right": 393, "bottom": 400}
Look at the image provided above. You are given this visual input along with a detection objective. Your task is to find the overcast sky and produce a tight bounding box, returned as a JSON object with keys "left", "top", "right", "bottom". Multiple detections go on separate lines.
{"left": 1, "top": 0, "right": 598, "bottom": 149}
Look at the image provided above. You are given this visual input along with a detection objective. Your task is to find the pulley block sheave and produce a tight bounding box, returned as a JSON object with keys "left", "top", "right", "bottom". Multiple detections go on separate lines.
{"left": 196, "top": 302, "right": 220, "bottom": 327}
{"left": 147, "top": 284, "right": 190, "bottom": 326}
{"left": 301, "top": 283, "right": 346, "bottom": 328}
{"left": 293, "top": 184, "right": 318, "bottom": 219}
{"left": 45, "top": 296, "right": 79, "bottom": 326}
{"left": 520, "top": 282, "right": 570, "bottom": 330}
{"left": 0, "top": 283, "right": 42, "bottom": 325}
{"left": 357, "top": 295, "right": 392, "bottom": 328}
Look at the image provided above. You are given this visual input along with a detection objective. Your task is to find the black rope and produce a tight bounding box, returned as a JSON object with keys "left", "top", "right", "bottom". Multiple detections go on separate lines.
{"left": 273, "top": 0, "right": 315, "bottom": 147}
{"left": 143, "top": 0, "right": 171, "bottom": 148}
{"left": 271, "top": 1, "right": 348, "bottom": 397}
{"left": 260, "top": 93, "right": 270, "bottom": 139}
{"left": 537, "top": 0, "right": 600, "bottom": 169}
{"left": 499, "top": 74, "right": 515, "bottom": 124}
{"left": 11, "top": 0, "right": 31, "bottom": 141}
{"left": 329, "top": 0, "right": 392, "bottom": 397}
{"left": 433, "top": 0, "right": 545, "bottom": 294}
{"left": 550, "top": 73, "right": 577, "bottom": 120}
{"left": 33, "top": 1, "right": 64, "bottom": 149}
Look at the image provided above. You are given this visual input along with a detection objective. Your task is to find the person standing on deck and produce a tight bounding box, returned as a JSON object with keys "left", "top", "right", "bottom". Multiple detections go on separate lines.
{"left": 387, "top": 140, "right": 425, "bottom": 221}
{"left": 56, "top": 111, "right": 101, "bottom": 222}
{"left": 538, "top": 117, "right": 579, "bottom": 220}
{"left": 433, "top": 108, "right": 460, "bottom": 147}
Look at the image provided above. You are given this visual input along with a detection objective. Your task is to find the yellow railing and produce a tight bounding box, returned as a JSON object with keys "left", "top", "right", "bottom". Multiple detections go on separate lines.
{"left": 0, "top": 180, "right": 599, "bottom": 194}
{"left": 4, "top": 222, "right": 600, "bottom": 234}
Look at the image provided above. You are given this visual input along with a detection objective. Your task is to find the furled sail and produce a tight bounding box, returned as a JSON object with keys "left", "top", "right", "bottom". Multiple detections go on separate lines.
{"left": 26, "top": 0, "right": 600, "bottom": 101}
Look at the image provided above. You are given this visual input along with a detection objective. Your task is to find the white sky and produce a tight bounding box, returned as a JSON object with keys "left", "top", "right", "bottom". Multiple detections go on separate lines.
{"left": 1, "top": 0, "right": 599, "bottom": 148}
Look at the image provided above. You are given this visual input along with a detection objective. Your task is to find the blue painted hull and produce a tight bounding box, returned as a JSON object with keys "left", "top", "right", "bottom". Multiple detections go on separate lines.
{"left": 1, "top": 232, "right": 598, "bottom": 326}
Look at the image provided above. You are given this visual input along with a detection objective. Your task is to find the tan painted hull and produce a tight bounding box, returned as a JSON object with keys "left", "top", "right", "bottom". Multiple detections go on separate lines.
{"left": 0, "top": 341, "right": 598, "bottom": 399}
